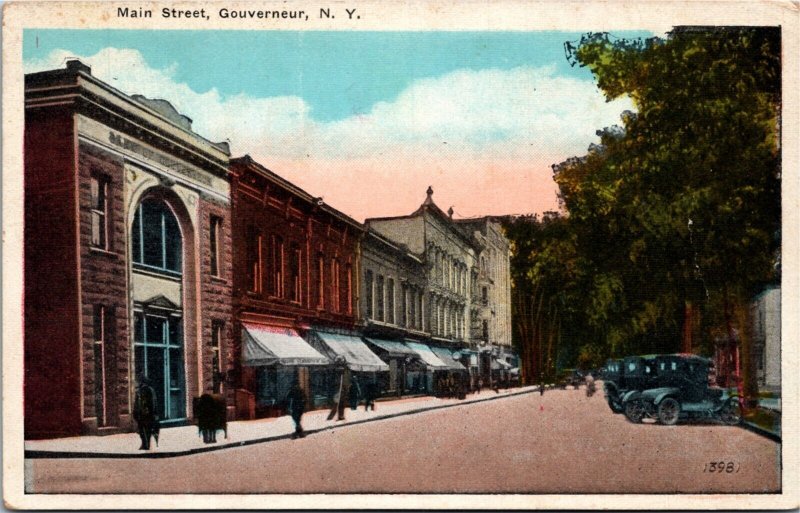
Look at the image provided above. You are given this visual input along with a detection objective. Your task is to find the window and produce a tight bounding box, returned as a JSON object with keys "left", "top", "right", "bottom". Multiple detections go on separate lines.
{"left": 289, "top": 244, "right": 302, "bottom": 303}
{"left": 91, "top": 175, "right": 110, "bottom": 249}
{"left": 409, "top": 290, "right": 417, "bottom": 329}
{"left": 376, "top": 275, "right": 385, "bottom": 322}
{"left": 271, "top": 236, "right": 284, "bottom": 297}
{"left": 417, "top": 293, "right": 424, "bottom": 330}
{"left": 387, "top": 278, "right": 395, "bottom": 324}
{"left": 211, "top": 321, "right": 224, "bottom": 394}
{"left": 482, "top": 319, "right": 489, "bottom": 342}
{"left": 345, "top": 263, "right": 353, "bottom": 314}
{"left": 210, "top": 216, "right": 222, "bottom": 277}
{"left": 132, "top": 199, "right": 182, "bottom": 274}
{"left": 93, "top": 305, "right": 114, "bottom": 426}
{"left": 365, "top": 270, "right": 374, "bottom": 318}
{"left": 246, "top": 227, "right": 262, "bottom": 293}
{"left": 317, "top": 254, "right": 325, "bottom": 308}
{"left": 331, "top": 258, "right": 340, "bottom": 312}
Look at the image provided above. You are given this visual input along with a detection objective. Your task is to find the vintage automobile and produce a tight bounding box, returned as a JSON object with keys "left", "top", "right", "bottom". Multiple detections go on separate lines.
{"left": 621, "top": 354, "right": 741, "bottom": 425}
{"left": 604, "top": 355, "right": 659, "bottom": 414}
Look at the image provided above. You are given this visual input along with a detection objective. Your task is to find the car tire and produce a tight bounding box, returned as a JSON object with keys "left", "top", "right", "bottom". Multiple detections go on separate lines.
{"left": 719, "top": 398, "right": 742, "bottom": 425}
{"left": 657, "top": 397, "right": 681, "bottom": 425}
{"left": 608, "top": 397, "right": 623, "bottom": 413}
{"left": 624, "top": 400, "right": 644, "bottom": 423}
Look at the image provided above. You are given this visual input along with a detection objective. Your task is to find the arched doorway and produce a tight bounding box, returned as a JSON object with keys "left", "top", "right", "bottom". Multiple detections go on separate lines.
{"left": 130, "top": 197, "right": 187, "bottom": 423}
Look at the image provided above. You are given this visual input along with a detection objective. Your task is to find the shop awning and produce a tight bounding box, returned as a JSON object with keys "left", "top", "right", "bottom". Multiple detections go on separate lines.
{"left": 242, "top": 324, "right": 330, "bottom": 367}
{"left": 314, "top": 332, "right": 390, "bottom": 372}
{"left": 430, "top": 346, "right": 467, "bottom": 371}
{"left": 404, "top": 341, "right": 449, "bottom": 369}
{"left": 364, "top": 338, "right": 418, "bottom": 358}
{"left": 491, "top": 358, "right": 513, "bottom": 370}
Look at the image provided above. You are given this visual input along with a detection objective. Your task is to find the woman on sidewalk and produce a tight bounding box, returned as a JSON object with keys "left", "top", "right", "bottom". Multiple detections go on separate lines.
{"left": 287, "top": 382, "right": 307, "bottom": 439}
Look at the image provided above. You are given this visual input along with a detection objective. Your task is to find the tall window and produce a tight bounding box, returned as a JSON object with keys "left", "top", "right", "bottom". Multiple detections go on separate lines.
{"left": 365, "top": 270, "right": 374, "bottom": 318}
{"left": 387, "top": 278, "right": 395, "bottom": 324}
{"left": 246, "top": 226, "right": 262, "bottom": 293}
{"left": 209, "top": 216, "right": 222, "bottom": 277}
{"left": 211, "top": 321, "right": 224, "bottom": 394}
{"left": 482, "top": 320, "right": 489, "bottom": 342}
{"left": 272, "top": 236, "right": 284, "bottom": 297}
{"left": 317, "top": 253, "right": 325, "bottom": 308}
{"left": 289, "top": 243, "right": 301, "bottom": 303}
{"left": 376, "top": 275, "right": 385, "bottom": 321}
{"left": 401, "top": 285, "right": 408, "bottom": 327}
{"left": 93, "top": 305, "right": 114, "bottom": 427}
{"left": 345, "top": 263, "right": 353, "bottom": 314}
{"left": 409, "top": 290, "right": 417, "bottom": 329}
{"left": 91, "top": 175, "right": 110, "bottom": 249}
{"left": 132, "top": 199, "right": 182, "bottom": 274}
{"left": 331, "top": 258, "right": 340, "bottom": 312}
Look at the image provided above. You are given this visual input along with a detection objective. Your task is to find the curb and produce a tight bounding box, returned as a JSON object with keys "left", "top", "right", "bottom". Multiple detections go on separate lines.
{"left": 740, "top": 421, "right": 781, "bottom": 443}
{"left": 25, "top": 388, "right": 537, "bottom": 459}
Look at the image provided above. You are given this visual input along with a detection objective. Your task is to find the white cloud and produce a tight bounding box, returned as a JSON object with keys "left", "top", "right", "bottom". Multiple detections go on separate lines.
{"left": 25, "top": 47, "right": 634, "bottom": 217}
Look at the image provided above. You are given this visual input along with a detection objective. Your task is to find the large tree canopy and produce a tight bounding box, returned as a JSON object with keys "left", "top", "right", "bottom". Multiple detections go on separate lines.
{"left": 505, "top": 28, "right": 781, "bottom": 392}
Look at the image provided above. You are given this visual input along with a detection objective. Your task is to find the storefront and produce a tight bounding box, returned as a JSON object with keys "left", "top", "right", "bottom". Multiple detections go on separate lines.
{"left": 363, "top": 337, "right": 421, "bottom": 396}
{"left": 241, "top": 323, "right": 330, "bottom": 417}
{"left": 307, "top": 330, "right": 389, "bottom": 403}
{"left": 404, "top": 341, "right": 450, "bottom": 394}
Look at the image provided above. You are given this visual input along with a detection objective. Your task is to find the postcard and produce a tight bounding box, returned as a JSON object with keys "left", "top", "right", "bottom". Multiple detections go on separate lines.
{"left": 2, "top": 0, "right": 798, "bottom": 509}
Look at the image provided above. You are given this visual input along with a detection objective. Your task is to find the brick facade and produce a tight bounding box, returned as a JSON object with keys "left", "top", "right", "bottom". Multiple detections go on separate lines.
{"left": 78, "top": 142, "right": 130, "bottom": 433}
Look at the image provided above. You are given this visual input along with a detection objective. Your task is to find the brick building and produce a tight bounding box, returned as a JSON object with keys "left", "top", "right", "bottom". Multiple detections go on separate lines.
{"left": 229, "top": 156, "right": 366, "bottom": 418}
{"left": 24, "top": 61, "right": 233, "bottom": 438}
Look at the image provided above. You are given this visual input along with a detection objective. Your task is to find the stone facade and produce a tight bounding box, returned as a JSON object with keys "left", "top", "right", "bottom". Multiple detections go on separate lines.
{"left": 24, "top": 60, "right": 232, "bottom": 438}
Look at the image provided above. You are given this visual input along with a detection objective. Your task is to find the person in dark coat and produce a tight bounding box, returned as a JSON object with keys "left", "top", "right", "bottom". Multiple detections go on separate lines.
{"left": 349, "top": 376, "right": 361, "bottom": 410}
{"left": 194, "top": 393, "right": 218, "bottom": 443}
{"left": 286, "top": 382, "right": 307, "bottom": 439}
{"left": 364, "top": 380, "right": 378, "bottom": 411}
{"left": 133, "top": 375, "right": 158, "bottom": 450}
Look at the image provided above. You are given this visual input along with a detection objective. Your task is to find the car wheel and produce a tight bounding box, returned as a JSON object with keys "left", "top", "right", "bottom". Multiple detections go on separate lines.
{"left": 624, "top": 400, "right": 644, "bottom": 423}
{"left": 658, "top": 397, "right": 681, "bottom": 425}
{"left": 608, "top": 397, "right": 623, "bottom": 413}
{"left": 719, "top": 398, "right": 742, "bottom": 425}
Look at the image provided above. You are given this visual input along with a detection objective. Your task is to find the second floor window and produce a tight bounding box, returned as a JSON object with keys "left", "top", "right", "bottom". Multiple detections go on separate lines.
{"left": 271, "top": 236, "right": 284, "bottom": 297}
{"left": 376, "top": 275, "right": 385, "bottom": 322}
{"left": 345, "top": 263, "right": 353, "bottom": 314}
{"left": 317, "top": 254, "right": 325, "bottom": 308}
{"left": 91, "top": 175, "right": 110, "bottom": 249}
{"left": 365, "top": 270, "right": 374, "bottom": 319}
{"left": 331, "top": 258, "right": 340, "bottom": 312}
{"left": 132, "top": 199, "right": 181, "bottom": 275}
{"left": 387, "top": 278, "right": 395, "bottom": 324}
{"left": 246, "top": 226, "right": 262, "bottom": 293}
{"left": 289, "top": 244, "right": 301, "bottom": 303}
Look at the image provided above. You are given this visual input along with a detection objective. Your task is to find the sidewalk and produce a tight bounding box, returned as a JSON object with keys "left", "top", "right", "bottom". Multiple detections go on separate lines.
{"left": 25, "top": 386, "right": 536, "bottom": 458}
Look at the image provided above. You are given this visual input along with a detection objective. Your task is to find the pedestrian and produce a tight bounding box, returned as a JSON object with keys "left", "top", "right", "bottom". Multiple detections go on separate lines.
{"left": 286, "top": 381, "right": 307, "bottom": 439}
{"left": 194, "top": 393, "right": 219, "bottom": 443}
{"left": 349, "top": 375, "right": 361, "bottom": 410}
{"left": 364, "top": 380, "right": 378, "bottom": 411}
{"left": 133, "top": 375, "right": 158, "bottom": 450}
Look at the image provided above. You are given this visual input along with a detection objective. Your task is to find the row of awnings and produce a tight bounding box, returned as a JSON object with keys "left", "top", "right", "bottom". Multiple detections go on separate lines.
{"left": 241, "top": 323, "right": 469, "bottom": 372}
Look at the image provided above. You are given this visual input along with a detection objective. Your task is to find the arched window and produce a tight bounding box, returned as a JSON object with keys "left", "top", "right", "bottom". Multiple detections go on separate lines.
{"left": 132, "top": 199, "right": 182, "bottom": 274}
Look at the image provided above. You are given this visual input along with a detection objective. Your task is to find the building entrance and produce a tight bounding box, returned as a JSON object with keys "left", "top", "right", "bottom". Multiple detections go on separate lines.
{"left": 134, "top": 312, "right": 186, "bottom": 422}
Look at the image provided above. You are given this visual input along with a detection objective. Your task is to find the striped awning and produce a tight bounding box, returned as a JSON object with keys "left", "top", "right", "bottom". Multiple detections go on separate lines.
{"left": 313, "top": 332, "right": 390, "bottom": 372}
{"left": 242, "top": 324, "right": 330, "bottom": 367}
{"left": 404, "top": 341, "right": 449, "bottom": 369}
{"left": 364, "top": 338, "right": 418, "bottom": 358}
{"left": 430, "top": 346, "right": 467, "bottom": 371}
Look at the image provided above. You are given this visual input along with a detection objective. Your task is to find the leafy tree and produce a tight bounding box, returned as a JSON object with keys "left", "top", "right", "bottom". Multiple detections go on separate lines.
{"left": 555, "top": 27, "right": 781, "bottom": 401}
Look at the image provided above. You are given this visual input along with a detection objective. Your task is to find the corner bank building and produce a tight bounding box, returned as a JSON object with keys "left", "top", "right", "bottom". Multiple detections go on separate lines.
{"left": 24, "top": 61, "right": 234, "bottom": 438}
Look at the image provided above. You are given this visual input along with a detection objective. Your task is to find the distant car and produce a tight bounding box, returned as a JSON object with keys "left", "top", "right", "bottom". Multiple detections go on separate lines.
{"left": 622, "top": 354, "right": 741, "bottom": 425}
{"left": 604, "top": 356, "right": 659, "bottom": 414}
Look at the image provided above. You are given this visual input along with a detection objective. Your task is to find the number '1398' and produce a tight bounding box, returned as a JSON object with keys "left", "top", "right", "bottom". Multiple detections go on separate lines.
{"left": 704, "top": 462, "right": 740, "bottom": 473}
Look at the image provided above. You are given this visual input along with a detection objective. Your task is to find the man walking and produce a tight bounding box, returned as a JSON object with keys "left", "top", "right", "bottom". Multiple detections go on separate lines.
{"left": 133, "top": 375, "right": 158, "bottom": 450}
{"left": 287, "top": 381, "right": 307, "bottom": 439}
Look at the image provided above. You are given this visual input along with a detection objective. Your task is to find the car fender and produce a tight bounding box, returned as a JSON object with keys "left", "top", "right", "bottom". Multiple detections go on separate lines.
{"left": 621, "top": 390, "right": 641, "bottom": 403}
{"left": 648, "top": 387, "right": 681, "bottom": 405}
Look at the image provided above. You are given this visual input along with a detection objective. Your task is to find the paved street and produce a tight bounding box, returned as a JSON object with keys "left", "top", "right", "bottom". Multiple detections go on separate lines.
{"left": 26, "top": 387, "right": 780, "bottom": 494}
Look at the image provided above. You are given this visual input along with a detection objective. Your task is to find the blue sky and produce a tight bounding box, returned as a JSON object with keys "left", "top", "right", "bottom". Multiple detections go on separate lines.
{"left": 23, "top": 29, "right": 650, "bottom": 219}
